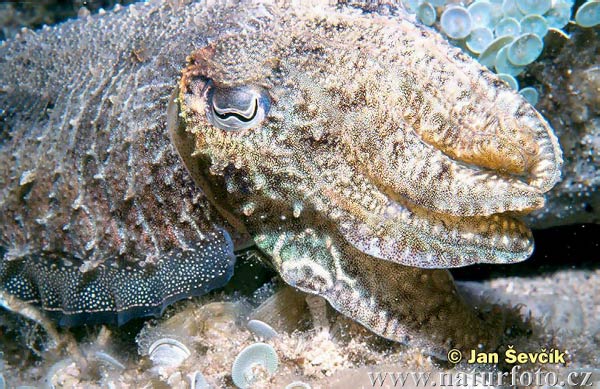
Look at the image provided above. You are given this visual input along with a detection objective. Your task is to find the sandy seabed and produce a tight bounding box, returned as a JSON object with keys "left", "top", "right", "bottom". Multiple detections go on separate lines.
{"left": 1, "top": 263, "right": 599, "bottom": 388}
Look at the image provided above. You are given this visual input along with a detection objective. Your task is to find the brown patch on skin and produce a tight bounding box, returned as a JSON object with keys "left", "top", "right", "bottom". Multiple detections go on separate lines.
{"left": 182, "top": 44, "right": 218, "bottom": 85}
{"left": 131, "top": 43, "right": 149, "bottom": 63}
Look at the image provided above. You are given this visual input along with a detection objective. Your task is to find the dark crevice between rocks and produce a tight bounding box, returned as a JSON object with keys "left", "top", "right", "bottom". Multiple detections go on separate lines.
{"left": 452, "top": 223, "right": 600, "bottom": 281}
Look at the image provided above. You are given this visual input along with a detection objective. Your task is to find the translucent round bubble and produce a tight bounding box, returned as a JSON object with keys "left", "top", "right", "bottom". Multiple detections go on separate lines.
{"left": 520, "top": 14, "right": 549, "bottom": 38}
{"left": 555, "top": 0, "right": 576, "bottom": 8}
{"left": 402, "top": 0, "right": 420, "bottom": 14}
{"left": 545, "top": 4, "right": 572, "bottom": 29}
{"left": 494, "top": 17, "right": 521, "bottom": 37}
{"left": 502, "top": 0, "right": 524, "bottom": 18}
{"left": 491, "top": 3, "right": 506, "bottom": 24}
{"left": 417, "top": 2, "right": 437, "bottom": 26}
{"left": 516, "top": 0, "right": 551, "bottom": 15}
{"left": 519, "top": 86, "right": 540, "bottom": 105}
{"left": 440, "top": 6, "right": 473, "bottom": 39}
{"left": 507, "top": 33, "right": 543, "bottom": 66}
{"left": 495, "top": 46, "right": 526, "bottom": 76}
{"left": 466, "top": 27, "right": 494, "bottom": 53}
{"left": 575, "top": 1, "right": 600, "bottom": 28}
{"left": 478, "top": 35, "right": 514, "bottom": 68}
{"left": 428, "top": 0, "right": 447, "bottom": 6}
{"left": 468, "top": 1, "right": 494, "bottom": 27}
{"left": 497, "top": 73, "right": 520, "bottom": 90}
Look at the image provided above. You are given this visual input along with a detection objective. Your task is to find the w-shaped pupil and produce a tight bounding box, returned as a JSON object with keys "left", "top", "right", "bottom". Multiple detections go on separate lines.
{"left": 213, "top": 98, "right": 258, "bottom": 122}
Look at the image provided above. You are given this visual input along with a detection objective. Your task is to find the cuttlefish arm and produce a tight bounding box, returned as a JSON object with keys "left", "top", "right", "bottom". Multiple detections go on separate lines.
{"left": 254, "top": 219, "right": 503, "bottom": 359}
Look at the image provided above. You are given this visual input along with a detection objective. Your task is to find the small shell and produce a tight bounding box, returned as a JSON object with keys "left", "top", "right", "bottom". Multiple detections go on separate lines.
{"left": 305, "top": 295, "right": 329, "bottom": 330}
{"left": 91, "top": 351, "right": 126, "bottom": 371}
{"left": 231, "top": 343, "right": 279, "bottom": 389}
{"left": 45, "top": 358, "right": 78, "bottom": 389}
{"left": 250, "top": 286, "right": 310, "bottom": 334}
{"left": 247, "top": 319, "right": 278, "bottom": 340}
{"left": 148, "top": 338, "right": 191, "bottom": 369}
{"left": 285, "top": 381, "right": 311, "bottom": 389}
{"left": 187, "top": 371, "right": 210, "bottom": 389}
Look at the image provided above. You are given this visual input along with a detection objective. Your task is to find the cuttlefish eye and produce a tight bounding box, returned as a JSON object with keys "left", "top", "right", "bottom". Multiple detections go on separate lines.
{"left": 206, "top": 85, "right": 271, "bottom": 131}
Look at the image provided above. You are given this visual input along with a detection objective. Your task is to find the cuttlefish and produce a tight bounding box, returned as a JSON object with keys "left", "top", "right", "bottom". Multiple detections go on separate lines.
{"left": 0, "top": 0, "right": 562, "bottom": 358}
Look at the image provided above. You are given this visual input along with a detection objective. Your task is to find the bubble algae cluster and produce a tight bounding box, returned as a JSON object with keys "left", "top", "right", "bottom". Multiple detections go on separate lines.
{"left": 407, "top": 0, "right": 599, "bottom": 106}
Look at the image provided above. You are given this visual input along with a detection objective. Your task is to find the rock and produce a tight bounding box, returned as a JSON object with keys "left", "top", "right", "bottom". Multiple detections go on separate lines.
{"left": 528, "top": 28, "right": 600, "bottom": 228}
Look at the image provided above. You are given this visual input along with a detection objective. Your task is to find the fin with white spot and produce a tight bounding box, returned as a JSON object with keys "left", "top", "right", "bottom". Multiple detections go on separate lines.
{"left": 0, "top": 229, "right": 236, "bottom": 326}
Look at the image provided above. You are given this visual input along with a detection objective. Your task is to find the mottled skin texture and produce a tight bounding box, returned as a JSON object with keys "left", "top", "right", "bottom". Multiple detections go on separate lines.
{"left": 0, "top": 0, "right": 247, "bottom": 325}
{"left": 0, "top": 1, "right": 561, "bottom": 357}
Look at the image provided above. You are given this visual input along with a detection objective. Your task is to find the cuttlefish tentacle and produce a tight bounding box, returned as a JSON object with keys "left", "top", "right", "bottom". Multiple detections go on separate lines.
{"left": 344, "top": 112, "right": 546, "bottom": 217}
{"left": 333, "top": 194, "right": 533, "bottom": 268}
{"left": 382, "top": 31, "right": 563, "bottom": 193}
{"left": 314, "top": 154, "right": 534, "bottom": 267}
{"left": 254, "top": 220, "right": 503, "bottom": 358}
